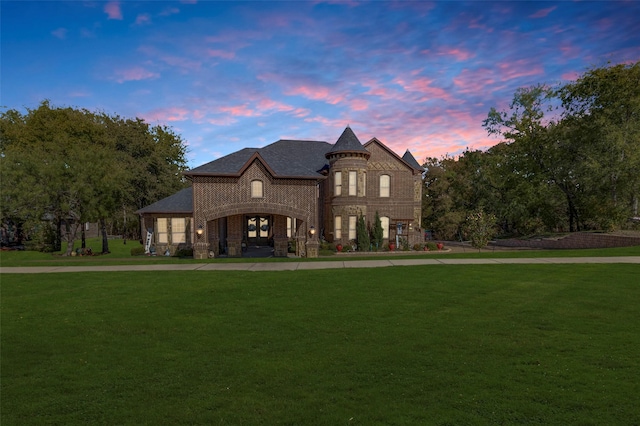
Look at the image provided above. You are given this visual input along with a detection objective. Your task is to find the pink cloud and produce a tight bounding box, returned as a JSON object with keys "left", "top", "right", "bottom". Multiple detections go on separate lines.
{"left": 496, "top": 60, "right": 544, "bottom": 81}
{"left": 143, "top": 107, "right": 190, "bottom": 122}
{"left": 219, "top": 105, "right": 260, "bottom": 117}
{"left": 113, "top": 67, "right": 159, "bottom": 83}
{"left": 393, "top": 76, "right": 452, "bottom": 102}
{"left": 286, "top": 85, "right": 344, "bottom": 105}
{"left": 436, "top": 47, "right": 475, "bottom": 61}
{"left": 529, "top": 6, "right": 557, "bottom": 19}
{"left": 349, "top": 99, "right": 368, "bottom": 111}
{"left": 207, "top": 49, "right": 236, "bottom": 59}
{"left": 453, "top": 68, "right": 500, "bottom": 94}
{"left": 561, "top": 71, "right": 580, "bottom": 81}
{"left": 104, "top": 2, "right": 123, "bottom": 20}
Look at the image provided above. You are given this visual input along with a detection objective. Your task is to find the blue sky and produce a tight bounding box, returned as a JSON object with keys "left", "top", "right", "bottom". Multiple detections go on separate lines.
{"left": 2, "top": 1, "right": 639, "bottom": 168}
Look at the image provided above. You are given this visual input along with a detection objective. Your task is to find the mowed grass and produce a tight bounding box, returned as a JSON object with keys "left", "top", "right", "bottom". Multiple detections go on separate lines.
{"left": 2, "top": 265, "right": 639, "bottom": 425}
{"left": 1, "top": 237, "right": 640, "bottom": 267}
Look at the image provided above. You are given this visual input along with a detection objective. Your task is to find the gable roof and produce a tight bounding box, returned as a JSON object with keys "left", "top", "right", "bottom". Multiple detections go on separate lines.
{"left": 363, "top": 137, "right": 422, "bottom": 172}
{"left": 136, "top": 187, "right": 193, "bottom": 214}
{"left": 184, "top": 140, "right": 332, "bottom": 179}
{"left": 402, "top": 149, "right": 423, "bottom": 170}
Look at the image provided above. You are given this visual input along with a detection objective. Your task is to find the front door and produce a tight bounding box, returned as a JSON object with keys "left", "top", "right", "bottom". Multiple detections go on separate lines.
{"left": 247, "top": 216, "right": 270, "bottom": 246}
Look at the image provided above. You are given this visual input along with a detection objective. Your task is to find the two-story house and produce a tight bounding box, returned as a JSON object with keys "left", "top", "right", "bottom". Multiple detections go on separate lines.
{"left": 137, "top": 126, "right": 423, "bottom": 258}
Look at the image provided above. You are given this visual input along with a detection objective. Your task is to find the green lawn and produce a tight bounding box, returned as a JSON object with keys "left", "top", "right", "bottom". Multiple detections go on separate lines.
{"left": 2, "top": 264, "right": 639, "bottom": 424}
{"left": 1, "top": 237, "right": 639, "bottom": 267}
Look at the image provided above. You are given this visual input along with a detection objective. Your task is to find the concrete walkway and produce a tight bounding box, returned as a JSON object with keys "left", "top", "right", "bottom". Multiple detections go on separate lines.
{"left": 2, "top": 256, "right": 639, "bottom": 274}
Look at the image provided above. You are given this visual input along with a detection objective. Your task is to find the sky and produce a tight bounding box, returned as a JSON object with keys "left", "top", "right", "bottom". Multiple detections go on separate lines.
{"left": 2, "top": 1, "right": 639, "bottom": 168}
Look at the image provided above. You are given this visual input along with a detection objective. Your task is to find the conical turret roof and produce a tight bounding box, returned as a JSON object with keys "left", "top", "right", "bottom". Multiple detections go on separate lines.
{"left": 326, "top": 126, "right": 370, "bottom": 158}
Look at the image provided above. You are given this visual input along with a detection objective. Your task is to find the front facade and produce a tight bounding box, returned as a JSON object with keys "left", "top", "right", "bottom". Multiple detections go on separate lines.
{"left": 137, "top": 127, "right": 423, "bottom": 258}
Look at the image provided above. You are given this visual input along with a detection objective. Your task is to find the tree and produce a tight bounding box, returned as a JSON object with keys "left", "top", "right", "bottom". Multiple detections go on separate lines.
{"left": 464, "top": 208, "right": 497, "bottom": 250}
{"left": 0, "top": 101, "right": 189, "bottom": 254}
{"left": 371, "top": 211, "right": 384, "bottom": 250}
{"left": 558, "top": 62, "right": 640, "bottom": 224}
{"left": 356, "top": 214, "right": 370, "bottom": 251}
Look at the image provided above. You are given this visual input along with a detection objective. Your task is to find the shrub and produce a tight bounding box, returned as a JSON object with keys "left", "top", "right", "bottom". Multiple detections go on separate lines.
{"left": 426, "top": 242, "right": 437, "bottom": 251}
{"left": 174, "top": 248, "right": 193, "bottom": 258}
{"left": 130, "top": 246, "right": 145, "bottom": 256}
{"left": 412, "top": 243, "right": 423, "bottom": 251}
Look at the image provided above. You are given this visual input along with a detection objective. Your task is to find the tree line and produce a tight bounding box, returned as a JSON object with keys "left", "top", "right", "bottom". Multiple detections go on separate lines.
{"left": 422, "top": 62, "right": 639, "bottom": 243}
{"left": 1, "top": 101, "right": 189, "bottom": 255}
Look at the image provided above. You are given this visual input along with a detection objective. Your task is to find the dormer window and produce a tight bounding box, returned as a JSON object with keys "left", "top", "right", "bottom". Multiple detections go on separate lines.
{"left": 251, "top": 180, "right": 263, "bottom": 198}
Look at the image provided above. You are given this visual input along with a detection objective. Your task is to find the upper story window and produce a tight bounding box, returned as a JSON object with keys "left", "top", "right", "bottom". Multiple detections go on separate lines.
{"left": 334, "top": 171, "right": 342, "bottom": 196}
{"left": 348, "top": 171, "right": 357, "bottom": 196}
{"left": 251, "top": 180, "right": 263, "bottom": 198}
{"left": 362, "top": 172, "right": 366, "bottom": 196}
{"left": 380, "top": 174, "right": 390, "bottom": 197}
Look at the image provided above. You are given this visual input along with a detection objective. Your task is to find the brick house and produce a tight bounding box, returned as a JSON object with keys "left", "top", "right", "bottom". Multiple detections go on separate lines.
{"left": 137, "top": 127, "right": 423, "bottom": 258}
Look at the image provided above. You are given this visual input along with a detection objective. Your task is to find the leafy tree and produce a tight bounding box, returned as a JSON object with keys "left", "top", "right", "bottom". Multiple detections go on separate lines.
{"left": 0, "top": 101, "right": 188, "bottom": 254}
{"left": 464, "top": 208, "right": 497, "bottom": 250}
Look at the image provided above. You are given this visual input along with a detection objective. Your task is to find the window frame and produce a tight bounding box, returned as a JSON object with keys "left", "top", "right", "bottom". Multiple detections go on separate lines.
{"left": 251, "top": 179, "right": 264, "bottom": 198}
{"left": 334, "top": 171, "right": 342, "bottom": 196}
{"left": 335, "top": 215, "right": 342, "bottom": 240}
{"left": 381, "top": 216, "right": 390, "bottom": 239}
{"left": 348, "top": 215, "right": 357, "bottom": 240}
{"left": 380, "top": 174, "right": 390, "bottom": 197}
{"left": 348, "top": 171, "right": 357, "bottom": 196}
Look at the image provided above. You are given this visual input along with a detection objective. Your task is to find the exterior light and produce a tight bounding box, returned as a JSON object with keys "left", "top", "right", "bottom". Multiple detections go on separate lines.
{"left": 197, "top": 225, "right": 204, "bottom": 236}
{"left": 309, "top": 226, "right": 316, "bottom": 236}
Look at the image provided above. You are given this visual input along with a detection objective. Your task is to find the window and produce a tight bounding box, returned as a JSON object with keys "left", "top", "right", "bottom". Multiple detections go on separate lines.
{"left": 381, "top": 216, "right": 389, "bottom": 239}
{"left": 334, "top": 171, "right": 342, "bottom": 196}
{"left": 362, "top": 172, "right": 366, "bottom": 196}
{"left": 349, "top": 171, "right": 357, "bottom": 196}
{"left": 171, "top": 218, "right": 186, "bottom": 244}
{"left": 335, "top": 216, "right": 342, "bottom": 239}
{"left": 157, "top": 218, "right": 168, "bottom": 243}
{"left": 251, "top": 180, "right": 263, "bottom": 198}
{"left": 348, "top": 215, "right": 356, "bottom": 240}
{"left": 287, "top": 217, "right": 296, "bottom": 238}
{"left": 380, "top": 175, "right": 390, "bottom": 197}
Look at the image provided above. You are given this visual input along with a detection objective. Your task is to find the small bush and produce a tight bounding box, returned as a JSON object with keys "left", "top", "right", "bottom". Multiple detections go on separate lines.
{"left": 412, "top": 243, "right": 423, "bottom": 251}
{"left": 130, "top": 246, "right": 145, "bottom": 256}
{"left": 174, "top": 248, "right": 193, "bottom": 258}
{"left": 426, "top": 242, "right": 437, "bottom": 251}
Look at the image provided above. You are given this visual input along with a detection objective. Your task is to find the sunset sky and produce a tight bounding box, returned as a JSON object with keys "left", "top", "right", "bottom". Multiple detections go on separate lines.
{"left": 2, "top": 1, "right": 639, "bottom": 168}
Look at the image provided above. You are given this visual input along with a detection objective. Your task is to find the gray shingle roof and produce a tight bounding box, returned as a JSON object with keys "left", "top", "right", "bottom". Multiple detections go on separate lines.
{"left": 185, "top": 140, "right": 332, "bottom": 178}
{"left": 136, "top": 187, "right": 193, "bottom": 214}
{"left": 326, "top": 126, "right": 369, "bottom": 157}
{"left": 402, "top": 149, "right": 423, "bottom": 170}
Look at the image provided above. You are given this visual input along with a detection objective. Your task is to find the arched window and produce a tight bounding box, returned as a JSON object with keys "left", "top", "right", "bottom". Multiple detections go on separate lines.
{"left": 380, "top": 175, "right": 390, "bottom": 197}
{"left": 251, "top": 180, "right": 263, "bottom": 198}
{"left": 381, "top": 216, "right": 389, "bottom": 239}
